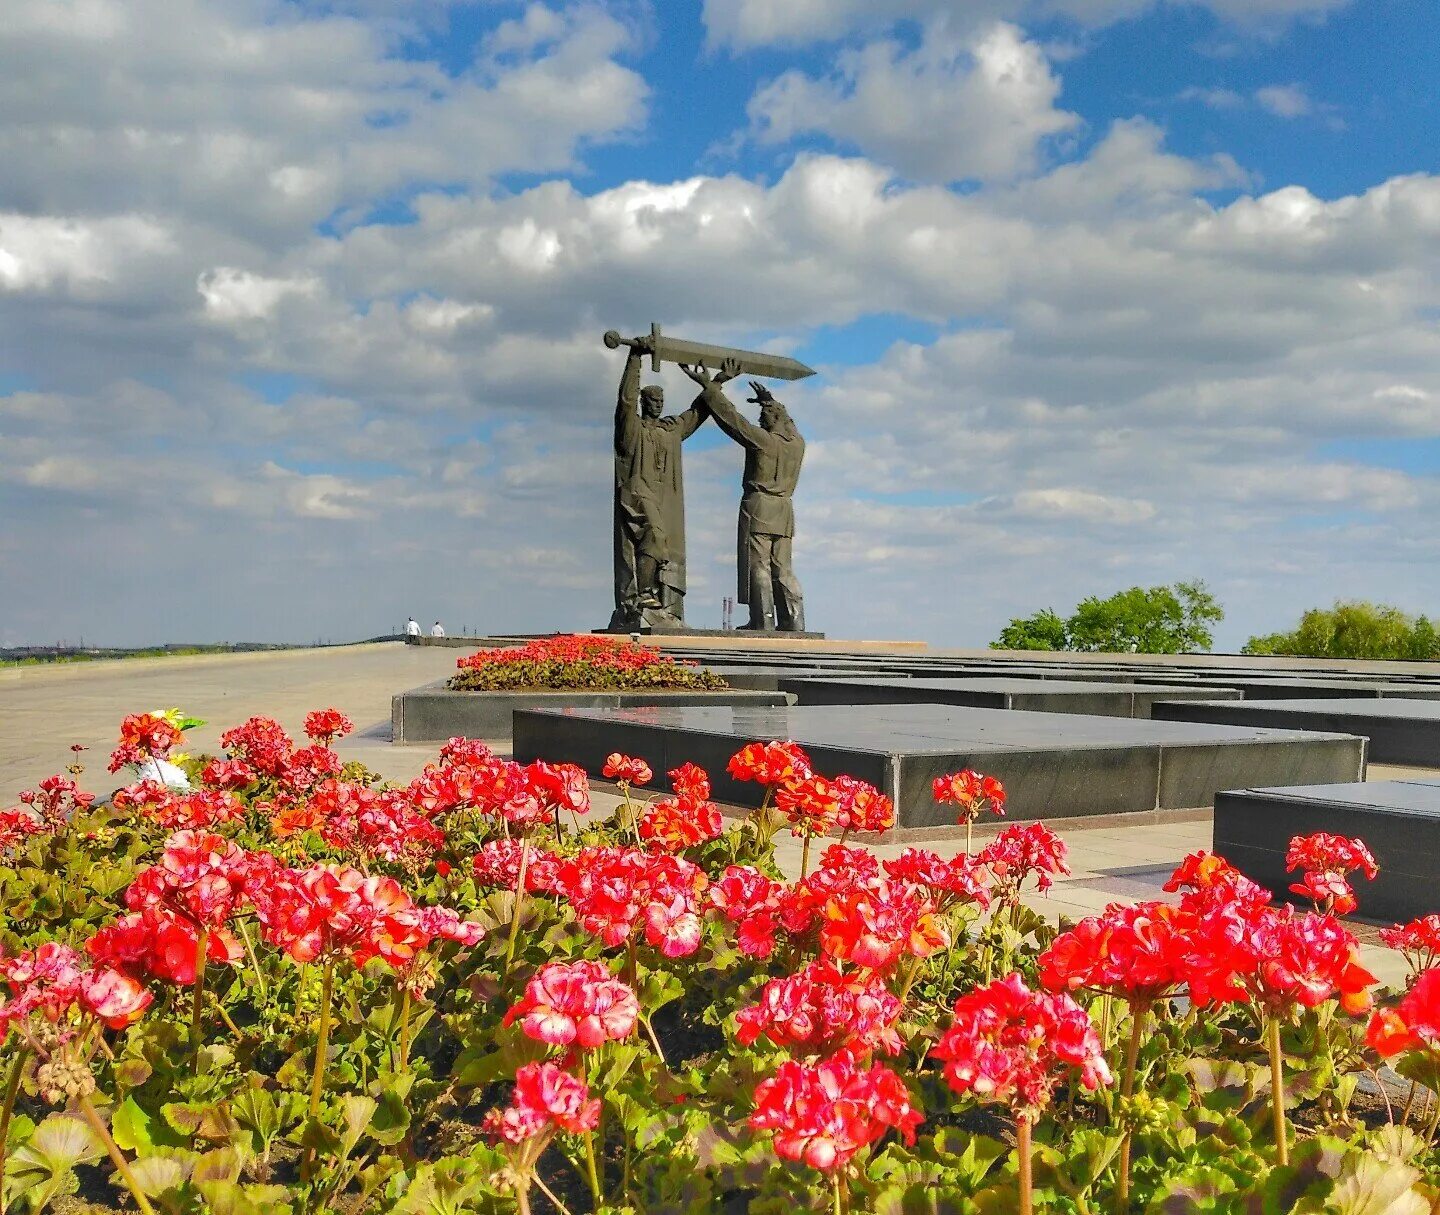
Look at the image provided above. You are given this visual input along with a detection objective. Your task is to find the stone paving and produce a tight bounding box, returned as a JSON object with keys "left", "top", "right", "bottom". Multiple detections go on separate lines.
{"left": 2, "top": 641, "right": 1427, "bottom": 987}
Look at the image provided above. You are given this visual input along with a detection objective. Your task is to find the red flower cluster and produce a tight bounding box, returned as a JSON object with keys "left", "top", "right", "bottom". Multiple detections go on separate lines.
{"left": 882, "top": 848, "right": 991, "bottom": 910}
{"left": 708, "top": 865, "right": 787, "bottom": 958}
{"left": 14, "top": 775, "right": 96, "bottom": 829}
{"left": 933, "top": 770, "right": 1006, "bottom": 823}
{"left": 978, "top": 823, "right": 1070, "bottom": 898}
{"left": 749, "top": 1050, "right": 922, "bottom": 1172}
{"left": 727, "top": 740, "right": 812, "bottom": 788}
{"left": 304, "top": 708, "right": 354, "bottom": 746}
{"left": 554, "top": 846, "right": 708, "bottom": 956}
{"left": 1285, "top": 832, "right": 1379, "bottom": 915}
{"left": 113, "top": 783, "right": 242, "bottom": 831}
{"left": 472, "top": 838, "right": 563, "bottom": 893}
{"left": 483, "top": 1061, "right": 601, "bottom": 1143}
{"left": 1380, "top": 916, "right": 1440, "bottom": 973}
{"left": 456, "top": 634, "right": 681, "bottom": 673}
{"left": 1039, "top": 901, "right": 1189, "bottom": 1003}
{"left": 220, "top": 716, "right": 295, "bottom": 780}
{"left": 108, "top": 712, "right": 183, "bottom": 773}
{"left": 736, "top": 960, "right": 904, "bottom": 1056}
{"left": 819, "top": 882, "right": 949, "bottom": 972}
{"left": 89, "top": 829, "right": 249, "bottom": 985}
{"left": 833, "top": 775, "right": 894, "bottom": 834}
{"left": 602, "top": 753, "right": 653, "bottom": 785}
{"left": 1368, "top": 968, "right": 1440, "bottom": 1058}
{"left": 246, "top": 860, "right": 480, "bottom": 971}
{"left": 1, "top": 942, "right": 152, "bottom": 1035}
{"left": 504, "top": 959, "right": 639, "bottom": 1052}
{"left": 934, "top": 973, "right": 1112, "bottom": 1117}
{"left": 775, "top": 773, "right": 842, "bottom": 838}
{"left": 639, "top": 763, "right": 722, "bottom": 851}
{"left": 200, "top": 758, "right": 255, "bottom": 790}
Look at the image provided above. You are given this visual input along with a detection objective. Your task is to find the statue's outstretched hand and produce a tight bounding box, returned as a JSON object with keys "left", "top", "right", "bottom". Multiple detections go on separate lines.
{"left": 714, "top": 357, "right": 742, "bottom": 385}
{"left": 679, "top": 362, "right": 711, "bottom": 385}
{"left": 748, "top": 380, "right": 775, "bottom": 404}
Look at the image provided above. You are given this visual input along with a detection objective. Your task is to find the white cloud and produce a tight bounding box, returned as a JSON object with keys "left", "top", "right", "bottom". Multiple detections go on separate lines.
{"left": 746, "top": 21, "right": 1078, "bottom": 183}
{"left": 1255, "top": 82, "right": 1313, "bottom": 118}
{"left": 198, "top": 267, "right": 319, "bottom": 322}
{"left": 702, "top": 0, "right": 1355, "bottom": 49}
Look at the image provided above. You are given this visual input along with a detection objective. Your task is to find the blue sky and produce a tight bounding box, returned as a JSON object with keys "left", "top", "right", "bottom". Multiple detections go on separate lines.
{"left": 2, "top": 0, "right": 1439, "bottom": 649}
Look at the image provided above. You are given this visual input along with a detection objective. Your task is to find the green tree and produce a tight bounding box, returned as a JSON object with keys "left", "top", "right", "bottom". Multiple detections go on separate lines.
{"left": 992, "top": 608, "right": 1069, "bottom": 651}
{"left": 1066, "top": 580, "right": 1223, "bottom": 654}
{"left": 1242, "top": 601, "right": 1440, "bottom": 660}
{"left": 991, "top": 580, "right": 1223, "bottom": 654}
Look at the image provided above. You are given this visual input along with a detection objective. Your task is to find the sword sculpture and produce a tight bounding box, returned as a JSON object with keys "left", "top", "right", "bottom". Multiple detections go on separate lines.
{"left": 603, "top": 323, "right": 815, "bottom": 381}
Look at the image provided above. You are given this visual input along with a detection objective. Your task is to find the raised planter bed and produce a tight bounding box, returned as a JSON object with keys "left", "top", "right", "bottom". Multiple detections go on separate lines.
{"left": 390, "top": 678, "right": 793, "bottom": 744}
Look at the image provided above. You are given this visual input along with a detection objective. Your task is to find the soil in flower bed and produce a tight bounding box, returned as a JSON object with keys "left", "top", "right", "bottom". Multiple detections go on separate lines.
{"left": 447, "top": 634, "right": 728, "bottom": 693}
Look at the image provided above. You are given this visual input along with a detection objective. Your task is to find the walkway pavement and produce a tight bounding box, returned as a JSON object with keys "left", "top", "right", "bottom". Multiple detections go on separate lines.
{"left": 1, "top": 642, "right": 1423, "bottom": 986}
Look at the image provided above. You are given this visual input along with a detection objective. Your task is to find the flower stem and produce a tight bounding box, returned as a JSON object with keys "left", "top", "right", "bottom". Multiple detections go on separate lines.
{"left": 79, "top": 1095, "right": 156, "bottom": 1215}
{"left": 800, "top": 832, "right": 813, "bottom": 880}
{"left": 301, "top": 957, "right": 335, "bottom": 1184}
{"left": 1267, "top": 1015, "right": 1289, "bottom": 1166}
{"left": 582, "top": 1128, "right": 603, "bottom": 1206}
{"left": 503, "top": 837, "right": 531, "bottom": 980}
{"left": 190, "top": 927, "right": 209, "bottom": 1072}
{"left": 1115, "top": 1000, "right": 1148, "bottom": 1212}
{"left": 832, "top": 1171, "right": 843, "bottom": 1215}
{"left": 1017, "top": 1115, "right": 1034, "bottom": 1215}
{"left": 0, "top": 1045, "right": 28, "bottom": 1215}
{"left": 237, "top": 918, "right": 267, "bottom": 1002}
{"left": 396, "top": 986, "right": 413, "bottom": 1074}
{"left": 966, "top": 817, "right": 973, "bottom": 856}
{"left": 640, "top": 1011, "right": 668, "bottom": 1067}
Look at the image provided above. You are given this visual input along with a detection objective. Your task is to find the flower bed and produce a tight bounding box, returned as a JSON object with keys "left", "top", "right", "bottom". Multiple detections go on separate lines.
{"left": 447, "top": 634, "right": 728, "bottom": 693}
{"left": 3, "top": 710, "right": 1440, "bottom": 1214}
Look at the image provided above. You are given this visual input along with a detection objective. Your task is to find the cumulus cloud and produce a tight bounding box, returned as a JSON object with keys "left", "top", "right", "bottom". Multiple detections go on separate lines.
{"left": 746, "top": 21, "right": 1078, "bottom": 183}
{"left": 2, "top": 0, "right": 1437, "bottom": 652}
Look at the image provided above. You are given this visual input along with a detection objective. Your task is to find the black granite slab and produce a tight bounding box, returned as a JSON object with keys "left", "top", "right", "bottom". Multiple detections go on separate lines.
{"left": 779, "top": 676, "right": 1241, "bottom": 719}
{"left": 512, "top": 703, "right": 1366, "bottom": 832}
{"left": 1214, "top": 780, "right": 1440, "bottom": 921}
{"left": 1155, "top": 698, "right": 1440, "bottom": 766}
{"left": 699, "top": 667, "right": 910, "bottom": 692}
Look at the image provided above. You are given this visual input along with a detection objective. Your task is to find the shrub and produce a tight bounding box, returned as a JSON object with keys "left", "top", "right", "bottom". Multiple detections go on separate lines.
{"left": 447, "top": 634, "right": 729, "bottom": 692}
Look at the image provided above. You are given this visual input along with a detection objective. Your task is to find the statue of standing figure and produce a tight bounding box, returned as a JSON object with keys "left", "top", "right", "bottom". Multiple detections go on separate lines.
{"left": 682, "top": 359, "right": 806, "bottom": 632}
{"left": 606, "top": 330, "right": 708, "bottom": 630}
{"left": 603, "top": 327, "right": 814, "bottom": 633}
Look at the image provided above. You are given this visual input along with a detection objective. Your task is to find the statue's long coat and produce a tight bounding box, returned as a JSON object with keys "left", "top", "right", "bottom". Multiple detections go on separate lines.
{"left": 613, "top": 356, "right": 706, "bottom": 614}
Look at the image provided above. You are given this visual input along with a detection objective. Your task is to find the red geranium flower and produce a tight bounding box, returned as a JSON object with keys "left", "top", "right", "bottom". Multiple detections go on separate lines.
{"left": 109, "top": 713, "right": 183, "bottom": 773}
{"left": 775, "top": 773, "right": 842, "bottom": 838}
{"left": 749, "top": 1050, "right": 922, "bottom": 1173}
{"left": 727, "top": 740, "right": 812, "bottom": 788}
{"left": 883, "top": 848, "right": 991, "bottom": 910}
{"left": 639, "top": 794, "right": 724, "bottom": 852}
{"left": 602, "top": 753, "right": 653, "bottom": 786}
{"left": 1038, "top": 900, "right": 1189, "bottom": 1003}
{"left": 1285, "top": 832, "right": 1378, "bottom": 915}
{"left": 932, "top": 770, "right": 1006, "bottom": 822}
{"left": 1368, "top": 968, "right": 1440, "bottom": 1058}
{"left": 483, "top": 1061, "right": 601, "bottom": 1143}
{"left": 1380, "top": 916, "right": 1440, "bottom": 974}
{"left": 709, "top": 865, "right": 787, "bottom": 958}
{"left": 503, "top": 959, "right": 639, "bottom": 1052}
{"left": 979, "top": 822, "right": 1070, "bottom": 899}
{"left": 736, "top": 960, "right": 905, "bottom": 1057}
{"left": 304, "top": 708, "right": 354, "bottom": 746}
{"left": 833, "top": 775, "right": 894, "bottom": 834}
{"left": 933, "top": 973, "right": 1112, "bottom": 1117}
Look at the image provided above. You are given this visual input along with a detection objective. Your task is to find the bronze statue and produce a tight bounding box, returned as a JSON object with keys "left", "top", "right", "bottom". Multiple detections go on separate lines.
{"left": 605, "top": 331, "right": 709, "bottom": 629}
{"left": 684, "top": 359, "right": 807, "bottom": 632}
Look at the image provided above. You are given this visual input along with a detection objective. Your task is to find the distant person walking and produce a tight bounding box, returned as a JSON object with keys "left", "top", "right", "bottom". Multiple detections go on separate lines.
{"left": 431, "top": 621, "right": 446, "bottom": 638}
{"left": 406, "top": 617, "right": 421, "bottom": 639}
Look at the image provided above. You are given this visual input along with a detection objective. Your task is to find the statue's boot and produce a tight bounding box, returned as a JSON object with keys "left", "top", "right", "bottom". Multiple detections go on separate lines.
{"left": 635, "top": 555, "right": 663, "bottom": 610}
{"left": 740, "top": 576, "right": 775, "bottom": 631}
